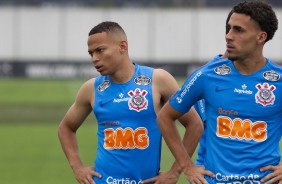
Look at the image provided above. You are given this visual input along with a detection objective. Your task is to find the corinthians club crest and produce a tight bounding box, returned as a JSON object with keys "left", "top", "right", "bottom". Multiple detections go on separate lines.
{"left": 255, "top": 83, "right": 276, "bottom": 106}
{"left": 128, "top": 88, "right": 148, "bottom": 112}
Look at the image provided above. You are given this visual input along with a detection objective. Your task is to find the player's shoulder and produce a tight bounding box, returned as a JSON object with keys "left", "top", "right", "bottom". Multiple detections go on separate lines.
{"left": 153, "top": 68, "right": 175, "bottom": 82}
{"left": 266, "top": 58, "right": 282, "bottom": 72}
{"left": 192, "top": 56, "right": 231, "bottom": 78}
{"left": 206, "top": 54, "right": 225, "bottom": 64}
{"left": 206, "top": 56, "right": 230, "bottom": 67}
{"left": 79, "top": 78, "right": 95, "bottom": 91}
{"left": 151, "top": 68, "right": 179, "bottom": 94}
{"left": 153, "top": 68, "right": 172, "bottom": 76}
{"left": 82, "top": 77, "right": 95, "bottom": 86}
{"left": 262, "top": 59, "right": 282, "bottom": 82}
{"left": 74, "top": 78, "right": 95, "bottom": 103}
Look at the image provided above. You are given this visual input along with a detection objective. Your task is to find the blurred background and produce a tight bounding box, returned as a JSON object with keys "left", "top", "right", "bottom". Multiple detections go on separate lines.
{"left": 0, "top": 0, "right": 282, "bottom": 183}
{"left": 0, "top": 0, "right": 282, "bottom": 78}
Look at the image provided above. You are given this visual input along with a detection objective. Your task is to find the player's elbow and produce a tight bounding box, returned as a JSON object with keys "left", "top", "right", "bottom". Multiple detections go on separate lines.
{"left": 57, "top": 119, "right": 73, "bottom": 139}
{"left": 156, "top": 111, "right": 166, "bottom": 130}
{"left": 194, "top": 121, "right": 204, "bottom": 136}
{"left": 157, "top": 108, "right": 176, "bottom": 132}
{"left": 186, "top": 119, "right": 204, "bottom": 141}
{"left": 57, "top": 121, "right": 65, "bottom": 139}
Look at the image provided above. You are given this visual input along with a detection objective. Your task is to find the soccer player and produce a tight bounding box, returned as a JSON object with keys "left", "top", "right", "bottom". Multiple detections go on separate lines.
{"left": 58, "top": 21, "right": 203, "bottom": 184}
{"left": 157, "top": 1, "right": 282, "bottom": 183}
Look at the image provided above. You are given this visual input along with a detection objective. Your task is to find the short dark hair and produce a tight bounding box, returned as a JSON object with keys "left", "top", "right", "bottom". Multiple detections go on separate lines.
{"left": 232, "top": 1, "right": 278, "bottom": 43}
{"left": 88, "top": 21, "right": 126, "bottom": 36}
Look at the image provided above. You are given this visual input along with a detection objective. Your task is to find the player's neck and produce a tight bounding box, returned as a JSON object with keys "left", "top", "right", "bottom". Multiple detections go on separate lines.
{"left": 109, "top": 61, "right": 135, "bottom": 84}
{"left": 233, "top": 56, "right": 266, "bottom": 75}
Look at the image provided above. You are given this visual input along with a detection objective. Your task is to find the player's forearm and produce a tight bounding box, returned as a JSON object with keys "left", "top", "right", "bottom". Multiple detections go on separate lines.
{"left": 169, "top": 161, "right": 183, "bottom": 177}
{"left": 168, "top": 123, "right": 203, "bottom": 175}
{"left": 58, "top": 123, "right": 83, "bottom": 170}
{"left": 157, "top": 115, "right": 194, "bottom": 170}
{"left": 183, "top": 121, "right": 203, "bottom": 157}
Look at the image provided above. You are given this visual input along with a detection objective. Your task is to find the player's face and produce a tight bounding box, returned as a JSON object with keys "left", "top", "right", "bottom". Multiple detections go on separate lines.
{"left": 87, "top": 32, "right": 123, "bottom": 76}
{"left": 225, "top": 13, "right": 262, "bottom": 61}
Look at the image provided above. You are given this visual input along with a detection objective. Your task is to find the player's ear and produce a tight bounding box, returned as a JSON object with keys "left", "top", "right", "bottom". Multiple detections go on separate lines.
{"left": 120, "top": 40, "right": 128, "bottom": 54}
{"left": 257, "top": 31, "right": 267, "bottom": 44}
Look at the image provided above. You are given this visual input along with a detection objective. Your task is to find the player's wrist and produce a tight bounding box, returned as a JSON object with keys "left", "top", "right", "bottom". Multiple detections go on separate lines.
{"left": 70, "top": 160, "right": 84, "bottom": 171}
{"left": 180, "top": 159, "right": 194, "bottom": 173}
{"left": 170, "top": 161, "right": 183, "bottom": 175}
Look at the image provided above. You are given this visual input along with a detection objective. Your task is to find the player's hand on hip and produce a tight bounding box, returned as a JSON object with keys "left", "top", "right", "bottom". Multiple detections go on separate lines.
{"left": 184, "top": 165, "right": 215, "bottom": 184}
{"left": 74, "top": 165, "right": 101, "bottom": 184}
{"left": 260, "top": 162, "right": 282, "bottom": 184}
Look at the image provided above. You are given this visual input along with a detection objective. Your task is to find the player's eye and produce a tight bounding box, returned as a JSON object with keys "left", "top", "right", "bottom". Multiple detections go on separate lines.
{"left": 96, "top": 48, "right": 105, "bottom": 53}
{"left": 234, "top": 26, "right": 244, "bottom": 33}
{"left": 88, "top": 51, "right": 93, "bottom": 57}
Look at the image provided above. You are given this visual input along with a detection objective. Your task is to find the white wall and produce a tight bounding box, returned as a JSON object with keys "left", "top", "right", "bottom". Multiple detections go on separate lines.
{"left": 0, "top": 7, "right": 281, "bottom": 63}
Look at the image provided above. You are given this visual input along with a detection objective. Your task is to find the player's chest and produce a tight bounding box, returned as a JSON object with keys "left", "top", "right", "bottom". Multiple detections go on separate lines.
{"left": 96, "top": 85, "right": 153, "bottom": 114}
{"left": 205, "top": 78, "right": 282, "bottom": 115}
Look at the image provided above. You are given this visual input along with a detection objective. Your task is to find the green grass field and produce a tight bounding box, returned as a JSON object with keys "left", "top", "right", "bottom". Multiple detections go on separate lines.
{"left": 0, "top": 78, "right": 190, "bottom": 183}
{"left": 3, "top": 78, "right": 281, "bottom": 184}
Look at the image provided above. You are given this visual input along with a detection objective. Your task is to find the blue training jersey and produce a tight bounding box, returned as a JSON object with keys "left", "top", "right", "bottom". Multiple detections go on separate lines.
{"left": 194, "top": 98, "right": 207, "bottom": 166}
{"left": 93, "top": 63, "right": 161, "bottom": 184}
{"left": 194, "top": 54, "right": 224, "bottom": 166}
{"left": 171, "top": 58, "right": 282, "bottom": 184}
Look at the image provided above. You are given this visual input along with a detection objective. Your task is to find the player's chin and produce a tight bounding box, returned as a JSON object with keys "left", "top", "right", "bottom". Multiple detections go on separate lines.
{"left": 226, "top": 52, "right": 238, "bottom": 61}
{"left": 100, "top": 72, "right": 110, "bottom": 76}
{"left": 97, "top": 68, "right": 107, "bottom": 76}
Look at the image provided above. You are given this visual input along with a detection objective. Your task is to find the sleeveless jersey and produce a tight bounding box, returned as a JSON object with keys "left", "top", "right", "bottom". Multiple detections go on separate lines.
{"left": 170, "top": 58, "right": 282, "bottom": 184}
{"left": 93, "top": 63, "right": 161, "bottom": 184}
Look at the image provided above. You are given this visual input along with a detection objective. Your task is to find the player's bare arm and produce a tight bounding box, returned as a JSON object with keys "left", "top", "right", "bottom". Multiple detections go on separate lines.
{"left": 58, "top": 78, "right": 101, "bottom": 184}
{"left": 178, "top": 108, "right": 202, "bottom": 157}
{"left": 153, "top": 69, "right": 204, "bottom": 164}
{"left": 144, "top": 68, "right": 208, "bottom": 184}
{"left": 151, "top": 68, "right": 179, "bottom": 114}
{"left": 157, "top": 103, "right": 210, "bottom": 184}
{"left": 148, "top": 108, "right": 208, "bottom": 184}
{"left": 143, "top": 69, "right": 183, "bottom": 184}
{"left": 179, "top": 111, "right": 215, "bottom": 182}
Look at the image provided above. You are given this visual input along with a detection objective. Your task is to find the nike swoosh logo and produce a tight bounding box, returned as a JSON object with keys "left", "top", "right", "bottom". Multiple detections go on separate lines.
{"left": 99, "top": 98, "right": 114, "bottom": 106}
{"left": 215, "top": 86, "right": 233, "bottom": 92}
